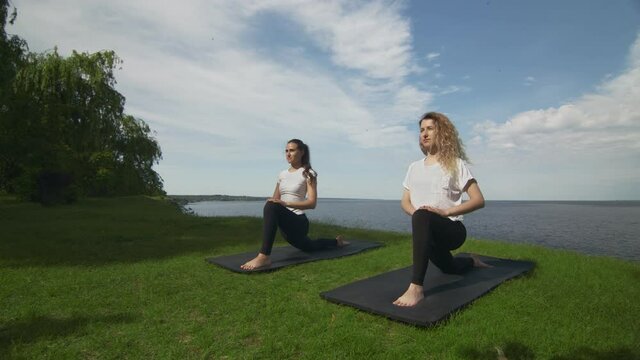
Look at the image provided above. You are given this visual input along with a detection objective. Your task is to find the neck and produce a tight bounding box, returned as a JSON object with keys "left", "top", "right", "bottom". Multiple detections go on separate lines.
{"left": 424, "top": 148, "right": 439, "bottom": 164}
{"left": 426, "top": 146, "right": 438, "bottom": 157}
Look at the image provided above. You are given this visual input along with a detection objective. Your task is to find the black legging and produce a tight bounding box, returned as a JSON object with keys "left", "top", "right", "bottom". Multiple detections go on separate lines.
{"left": 260, "top": 201, "right": 338, "bottom": 255}
{"left": 411, "top": 209, "right": 474, "bottom": 285}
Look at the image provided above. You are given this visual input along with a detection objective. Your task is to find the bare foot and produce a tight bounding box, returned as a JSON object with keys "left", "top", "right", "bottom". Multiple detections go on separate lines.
{"left": 240, "top": 253, "right": 271, "bottom": 270}
{"left": 471, "top": 254, "right": 493, "bottom": 268}
{"left": 336, "top": 235, "right": 350, "bottom": 247}
{"left": 393, "top": 283, "right": 424, "bottom": 307}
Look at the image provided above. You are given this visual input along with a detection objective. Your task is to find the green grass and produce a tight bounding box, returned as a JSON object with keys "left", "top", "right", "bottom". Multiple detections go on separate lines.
{"left": 1, "top": 196, "right": 638, "bottom": 359}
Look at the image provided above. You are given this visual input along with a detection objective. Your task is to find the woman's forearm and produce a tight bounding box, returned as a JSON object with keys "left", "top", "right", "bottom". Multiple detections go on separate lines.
{"left": 445, "top": 196, "right": 484, "bottom": 217}
{"left": 283, "top": 199, "right": 317, "bottom": 210}
{"left": 445, "top": 180, "right": 485, "bottom": 217}
{"left": 401, "top": 196, "right": 415, "bottom": 216}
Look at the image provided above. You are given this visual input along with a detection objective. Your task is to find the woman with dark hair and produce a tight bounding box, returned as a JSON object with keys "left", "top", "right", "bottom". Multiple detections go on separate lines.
{"left": 393, "top": 112, "right": 491, "bottom": 307}
{"left": 241, "top": 139, "right": 348, "bottom": 270}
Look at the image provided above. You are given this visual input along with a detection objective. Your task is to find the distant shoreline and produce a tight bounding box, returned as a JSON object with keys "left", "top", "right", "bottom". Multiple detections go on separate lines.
{"left": 168, "top": 194, "right": 267, "bottom": 205}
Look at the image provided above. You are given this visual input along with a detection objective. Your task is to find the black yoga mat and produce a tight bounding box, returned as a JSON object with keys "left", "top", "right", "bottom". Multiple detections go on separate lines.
{"left": 320, "top": 254, "right": 534, "bottom": 327}
{"left": 206, "top": 239, "right": 383, "bottom": 273}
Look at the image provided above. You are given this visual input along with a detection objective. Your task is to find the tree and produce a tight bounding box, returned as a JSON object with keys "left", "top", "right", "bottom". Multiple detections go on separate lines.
{"left": 0, "top": 1, "right": 26, "bottom": 88}
{"left": 0, "top": 0, "right": 28, "bottom": 193}
{"left": 6, "top": 50, "right": 165, "bottom": 202}
{"left": 0, "top": 2, "right": 164, "bottom": 203}
{"left": 112, "top": 115, "right": 164, "bottom": 195}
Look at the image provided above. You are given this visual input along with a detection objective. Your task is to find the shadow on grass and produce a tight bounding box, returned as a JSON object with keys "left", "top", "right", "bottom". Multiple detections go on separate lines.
{"left": 459, "top": 342, "right": 640, "bottom": 360}
{"left": 459, "top": 341, "right": 535, "bottom": 360}
{"left": 550, "top": 347, "right": 640, "bottom": 360}
{"left": 520, "top": 262, "right": 538, "bottom": 279}
{"left": 0, "top": 196, "right": 361, "bottom": 268}
{"left": 0, "top": 196, "right": 267, "bottom": 267}
{"left": 0, "top": 313, "right": 136, "bottom": 357}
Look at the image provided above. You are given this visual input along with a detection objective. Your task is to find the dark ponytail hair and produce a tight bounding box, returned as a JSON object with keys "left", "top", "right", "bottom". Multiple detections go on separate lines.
{"left": 287, "top": 139, "right": 317, "bottom": 181}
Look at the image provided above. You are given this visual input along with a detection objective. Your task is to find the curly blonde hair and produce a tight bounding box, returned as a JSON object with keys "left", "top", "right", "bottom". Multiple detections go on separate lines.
{"left": 419, "top": 112, "right": 468, "bottom": 178}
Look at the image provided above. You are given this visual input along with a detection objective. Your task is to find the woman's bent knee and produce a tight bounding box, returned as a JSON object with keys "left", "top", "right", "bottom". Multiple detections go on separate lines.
{"left": 412, "top": 208, "right": 435, "bottom": 223}
{"left": 263, "top": 201, "right": 281, "bottom": 214}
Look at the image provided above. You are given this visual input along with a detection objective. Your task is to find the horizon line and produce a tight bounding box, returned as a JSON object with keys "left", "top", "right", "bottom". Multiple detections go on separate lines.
{"left": 168, "top": 195, "right": 639, "bottom": 202}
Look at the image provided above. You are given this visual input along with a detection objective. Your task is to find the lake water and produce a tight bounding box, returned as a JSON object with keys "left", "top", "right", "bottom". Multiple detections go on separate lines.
{"left": 186, "top": 199, "right": 640, "bottom": 261}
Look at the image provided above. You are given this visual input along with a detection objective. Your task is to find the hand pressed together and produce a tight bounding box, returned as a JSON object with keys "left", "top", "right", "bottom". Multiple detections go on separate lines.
{"left": 417, "top": 205, "right": 449, "bottom": 217}
{"left": 267, "top": 198, "right": 287, "bottom": 206}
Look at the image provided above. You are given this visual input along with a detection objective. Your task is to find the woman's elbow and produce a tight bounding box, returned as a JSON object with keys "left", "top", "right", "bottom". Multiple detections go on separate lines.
{"left": 476, "top": 197, "right": 485, "bottom": 209}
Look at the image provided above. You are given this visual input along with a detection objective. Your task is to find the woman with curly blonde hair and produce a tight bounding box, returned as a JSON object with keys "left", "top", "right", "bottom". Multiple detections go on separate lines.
{"left": 394, "top": 112, "right": 490, "bottom": 307}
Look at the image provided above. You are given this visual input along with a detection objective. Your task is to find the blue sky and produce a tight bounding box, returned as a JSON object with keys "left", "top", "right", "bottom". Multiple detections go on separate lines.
{"left": 10, "top": 0, "right": 640, "bottom": 200}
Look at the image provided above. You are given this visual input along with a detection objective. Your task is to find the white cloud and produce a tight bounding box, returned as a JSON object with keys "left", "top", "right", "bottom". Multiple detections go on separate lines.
{"left": 245, "top": 0, "right": 415, "bottom": 81}
{"left": 426, "top": 52, "right": 440, "bottom": 61}
{"left": 11, "top": 0, "right": 432, "bottom": 195}
{"left": 391, "top": 85, "right": 433, "bottom": 119}
{"left": 437, "top": 85, "right": 470, "bottom": 96}
{"left": 468, "top": 34, "right": 640, "bottom": 200}
{"left": 474, "top": 34, "right": 640, "bottom": 154}
{"left": 13, "top": 0, "right": 428, "bottom": 150}
{"left": 524, "top": 76, "right": 536, "bottom": 86}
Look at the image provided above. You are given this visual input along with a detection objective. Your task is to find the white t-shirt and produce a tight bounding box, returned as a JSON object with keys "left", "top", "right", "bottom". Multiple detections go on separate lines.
{"left": 278, "top": 168, "right": 316, "bottom": 215}
{"left": 402, "top": 158, "right": 474, "bottom": 221}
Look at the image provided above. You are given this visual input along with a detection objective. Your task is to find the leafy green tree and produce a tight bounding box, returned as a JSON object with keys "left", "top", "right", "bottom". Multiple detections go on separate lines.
{"left": 0, "top": 2, "right": 164, "bottom": 202}
{"left": 8, "top": 50, "right": 165, "bottom": 202}
{"left": 0, "top": 1, "right": 26, "bottom": 88}
{"left": 113, "top": 115, "right": 164, "bottom": 195}
{"left": 0, "top": 0, "right": 28, "bottom": 193}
